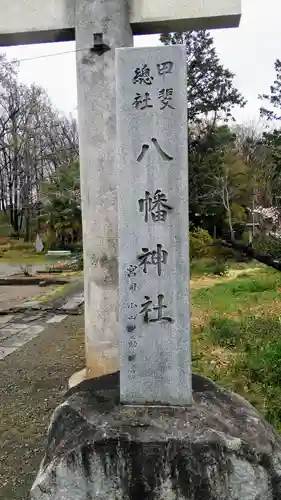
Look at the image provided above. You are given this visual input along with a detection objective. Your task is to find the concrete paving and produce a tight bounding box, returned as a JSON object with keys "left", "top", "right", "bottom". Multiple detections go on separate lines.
{"left": 60, "top": 292, "right": 84, "bottom": 311}
{"left": 0, "top": 288, "right": 85, "bottom": 360}
{"left": 0, "top": 263, "right": 43, "bottom": 276}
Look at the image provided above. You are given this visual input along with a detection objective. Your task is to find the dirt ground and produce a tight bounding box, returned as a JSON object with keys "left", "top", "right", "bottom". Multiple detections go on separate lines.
{"left": 0, "top": 314, "right": 85, "bottom": 500}
{"left": 190, "top": 267, "right": 260, "bottom": 290}
{"left": 0, "top": 285, "right": 59, "bottom": 310}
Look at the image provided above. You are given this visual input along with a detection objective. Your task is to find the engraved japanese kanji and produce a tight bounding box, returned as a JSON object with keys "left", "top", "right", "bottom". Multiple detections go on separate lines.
{"left": 133, "top": 64, "right": 154, "bottom": 85}
{"left": 138, "top": 244, "right": 168, "bottom": 276}
{"left": 137, "top": 138, "right": 173, "bottom": 162}
{"left": 158, "top": 88, "right": 175, "bottom": 110}
{"left": 127, "top": 301, "right": 138, "bottom": 321}
{"left": 138, "top": 190, "right": 172, "bottom": 223}
{"left": 126, "top": 264, "right": 138, "bottom": 278}
{"left": 140, "top": 294, "right": 173, "bottom": 323}
{"left": 157, "top": 61, "right": 174, "bottom": 76}
{"left": 132, "top": 92, "right": 153, "bottom": 110}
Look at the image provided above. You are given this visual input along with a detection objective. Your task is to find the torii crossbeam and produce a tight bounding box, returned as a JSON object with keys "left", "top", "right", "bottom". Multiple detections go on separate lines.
{"left": 0, "top": 0, "right": 241, "bottom": 46}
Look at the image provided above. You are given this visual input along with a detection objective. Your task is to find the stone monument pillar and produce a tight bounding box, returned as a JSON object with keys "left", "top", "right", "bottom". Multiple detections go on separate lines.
{"left": 116, "top": 45, "right": 191, "bottom": 405}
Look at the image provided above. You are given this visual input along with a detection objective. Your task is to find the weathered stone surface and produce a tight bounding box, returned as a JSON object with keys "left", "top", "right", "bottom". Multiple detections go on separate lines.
{"left": 116, "top": 45, "right": 191, "bottom": 405}
{"left": 31, "top": 372, "right": 281, "bottom": 500}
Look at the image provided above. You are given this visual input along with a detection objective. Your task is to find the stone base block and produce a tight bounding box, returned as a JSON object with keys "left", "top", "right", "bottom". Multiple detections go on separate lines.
{"left": 31, "top": 372, "right": 281, "bottom": 500}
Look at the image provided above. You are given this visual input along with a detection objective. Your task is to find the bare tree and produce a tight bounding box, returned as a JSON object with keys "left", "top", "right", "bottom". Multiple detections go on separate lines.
{"left": 216, "top": 168, "right": 235, "bottom": 241}
{"left": 0, "top": 54, "right": 79, "bottom": 239}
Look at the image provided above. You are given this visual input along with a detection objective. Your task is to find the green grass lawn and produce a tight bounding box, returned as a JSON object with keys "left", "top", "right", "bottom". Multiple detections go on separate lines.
{"left": 193, "top": 270, "right": 281, "bottom": 313}
{"left": 0, "top": 255, "right": 46, "bottom": 264}
{"left": 0, "top": 238, "right": 82, "bottom": 266}
{"left": 191, "top": 265, "right": 281, "bottom": 432}
{"left": 0, "top": 238, "right": 46, "bottom": 263}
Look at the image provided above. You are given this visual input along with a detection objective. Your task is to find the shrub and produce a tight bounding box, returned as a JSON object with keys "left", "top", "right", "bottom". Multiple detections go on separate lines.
{"left": 190, "top": 228, "right": 213, "bottom": 260}
{"left": 246, "top": 338, "right": 281, "bottom": 387}
{"left": 190, "top": 259, "right": 216, "bottom": 277}
{"left": 212, "top": 261, "right": 229, "bottom": 276}
{"left": 253, "top": 234, "right": 281, "bottom": 259}
{"left": 263, "top": 385, "right": 281, "bottom": 430}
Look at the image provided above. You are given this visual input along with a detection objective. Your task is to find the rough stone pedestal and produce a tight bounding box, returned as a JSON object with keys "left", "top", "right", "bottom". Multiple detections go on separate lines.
{"left": 31, "top": 373, "right": 281, "bottom": 500}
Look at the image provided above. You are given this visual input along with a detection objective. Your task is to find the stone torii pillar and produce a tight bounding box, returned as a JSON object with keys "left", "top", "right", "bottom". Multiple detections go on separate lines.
{"left": 0, "top": 0, "right": 241, "bottom": 383}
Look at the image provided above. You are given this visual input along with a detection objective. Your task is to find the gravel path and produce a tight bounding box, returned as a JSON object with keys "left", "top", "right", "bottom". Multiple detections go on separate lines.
{"left": 0, "top": 314, "right": 84, "bottom": 500}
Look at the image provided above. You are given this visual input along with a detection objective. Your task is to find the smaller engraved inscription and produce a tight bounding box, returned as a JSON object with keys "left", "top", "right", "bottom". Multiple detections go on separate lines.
{"left": 128, "top": 339, "right": 138, "bottom": 348}
{"left": 126, "top": 264, "right": 138, "bottom": 278}
{"left": 128, "top": 302, "right": 138, "bottom": 309}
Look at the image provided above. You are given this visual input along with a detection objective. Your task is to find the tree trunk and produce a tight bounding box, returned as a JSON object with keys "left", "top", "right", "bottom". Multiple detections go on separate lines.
{"left": 227, "top": 208, "right": 235, "bottom": 241}
{"left": 24, "top": 205, "right": 30, "bottom": 242}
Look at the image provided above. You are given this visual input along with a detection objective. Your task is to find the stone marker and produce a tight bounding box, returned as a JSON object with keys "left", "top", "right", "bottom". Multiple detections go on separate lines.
{"left": 0, "top": 0, "right": 241, "bottom": 384}
{"left": 116, "top": 45, "right": 191, "bottom": 405}
{"left": 35, "top": 234, "right": 44, "bottom": 253}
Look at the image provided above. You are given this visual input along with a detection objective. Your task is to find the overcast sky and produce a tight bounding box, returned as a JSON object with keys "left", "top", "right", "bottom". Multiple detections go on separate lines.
{"left": 1, "top": 0, "right": 280, "bottom": 125}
